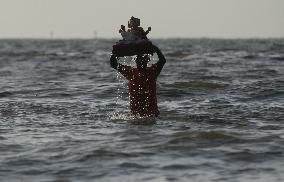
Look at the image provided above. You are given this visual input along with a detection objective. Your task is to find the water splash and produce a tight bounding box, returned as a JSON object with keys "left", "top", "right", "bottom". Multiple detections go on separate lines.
{"left": 109, "top": 57, "right": 130, "bottom": 120}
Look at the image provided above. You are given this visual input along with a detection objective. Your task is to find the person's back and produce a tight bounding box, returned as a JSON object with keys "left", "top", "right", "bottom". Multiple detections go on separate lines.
{"left": 121, "top": 64, "right": 159, "bottom": 116}
{"left": 110, "top": 45, "right": 166, "bottom": 117}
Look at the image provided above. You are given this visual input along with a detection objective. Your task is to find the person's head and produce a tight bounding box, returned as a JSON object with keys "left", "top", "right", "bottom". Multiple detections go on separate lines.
{"left": 128, "top": 16, "right": 140, "bottom": 28}
{"left": 135, "top": 55, "right": 150, "bottom": 70}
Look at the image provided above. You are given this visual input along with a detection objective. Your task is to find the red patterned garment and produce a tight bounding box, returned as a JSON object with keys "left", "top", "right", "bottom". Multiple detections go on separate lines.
{"left": 119, "top": 64, "right": 159, "bottom": 117}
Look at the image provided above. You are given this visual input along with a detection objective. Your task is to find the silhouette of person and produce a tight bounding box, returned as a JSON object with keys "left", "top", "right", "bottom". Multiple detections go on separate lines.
{"left": 110, "top": 45, "right": 166, "bottom": 117}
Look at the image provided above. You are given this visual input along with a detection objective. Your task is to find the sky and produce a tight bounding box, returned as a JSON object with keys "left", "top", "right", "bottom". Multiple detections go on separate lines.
{"left": 0, "top": 0, "right": 283, "bottom": 39}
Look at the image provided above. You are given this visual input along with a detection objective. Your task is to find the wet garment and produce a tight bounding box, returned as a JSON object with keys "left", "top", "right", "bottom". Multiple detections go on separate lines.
{"left": 119, "top": 64, "right": 159, "bottom": 117}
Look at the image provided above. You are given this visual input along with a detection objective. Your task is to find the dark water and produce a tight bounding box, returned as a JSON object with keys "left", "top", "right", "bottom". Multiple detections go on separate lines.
{"left": 0, "top": 39, "right": 284, "bottom": 182}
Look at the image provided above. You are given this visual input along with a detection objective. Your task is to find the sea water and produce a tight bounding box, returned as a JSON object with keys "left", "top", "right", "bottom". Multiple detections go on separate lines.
{"left": 0, "top": 39, "right": 284, "bottom": 182}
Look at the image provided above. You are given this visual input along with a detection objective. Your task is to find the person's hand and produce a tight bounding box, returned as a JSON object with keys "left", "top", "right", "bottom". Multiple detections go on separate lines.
{"left": 147, "top": 27, "right": 151, "bottom": 32}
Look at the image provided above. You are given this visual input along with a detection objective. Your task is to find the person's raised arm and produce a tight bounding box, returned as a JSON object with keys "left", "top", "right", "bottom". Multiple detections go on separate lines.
{"left": 110, "top": 54, "right": 131, "bottom": 79}
{"left": 152, "top": 45, "right": 166, "bottom": 76}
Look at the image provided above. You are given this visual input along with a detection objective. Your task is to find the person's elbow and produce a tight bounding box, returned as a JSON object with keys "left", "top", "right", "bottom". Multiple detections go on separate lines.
{"left": 110, "top": 55, "right": 118, "bottom": 69}
{"left": 161, "top": 57, "right": 166, "bottom": 64}
{"left": 159, "top": 56, "right": 166, "bottom": 65}
{"left": 110, "top": 60, "right": 117, "bottom": 69}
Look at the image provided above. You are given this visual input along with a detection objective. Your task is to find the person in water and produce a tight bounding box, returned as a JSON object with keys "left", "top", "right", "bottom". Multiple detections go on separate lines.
{"left": 110, "top": 45, "right": 166, "bottom": 117}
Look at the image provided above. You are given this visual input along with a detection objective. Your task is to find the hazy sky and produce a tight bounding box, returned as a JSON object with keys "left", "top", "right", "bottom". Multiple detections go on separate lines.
{"left": 0, "top": 0, "right": 283, "bottom": 38}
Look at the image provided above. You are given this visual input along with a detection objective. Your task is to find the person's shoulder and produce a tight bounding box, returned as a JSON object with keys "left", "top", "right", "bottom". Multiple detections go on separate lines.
{"left": 146, "top": 64, "right": 158, "bottom": 78}
{"left": 148, "top": 64, "right": 158, "bottom": 72}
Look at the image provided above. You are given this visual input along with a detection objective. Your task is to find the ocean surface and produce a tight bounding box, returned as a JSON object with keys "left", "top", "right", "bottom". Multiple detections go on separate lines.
{"left": 0, "top": 38, "right": 284, "bottom": 182}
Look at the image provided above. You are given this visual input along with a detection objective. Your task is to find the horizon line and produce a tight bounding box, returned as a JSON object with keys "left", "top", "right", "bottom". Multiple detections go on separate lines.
{"left": 0, "top": 36, "right": 284, "bottom": 40}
